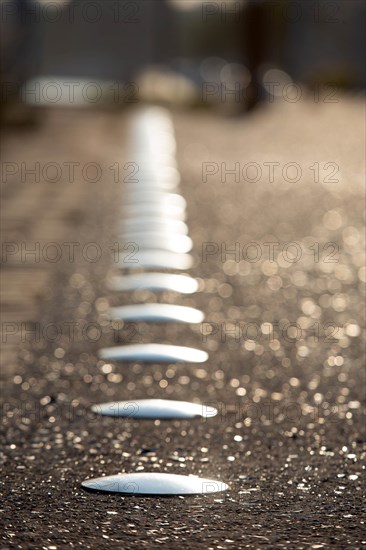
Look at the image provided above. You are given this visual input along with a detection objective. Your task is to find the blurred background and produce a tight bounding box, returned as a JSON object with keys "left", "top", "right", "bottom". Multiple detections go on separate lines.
{"left": 1, "top": 0, "right": 365, "bottom": 120}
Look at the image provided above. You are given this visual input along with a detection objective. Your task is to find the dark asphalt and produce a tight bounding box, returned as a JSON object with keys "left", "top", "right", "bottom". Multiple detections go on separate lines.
{"left": 1, "top": 100, "right": 365, "bottom": 549}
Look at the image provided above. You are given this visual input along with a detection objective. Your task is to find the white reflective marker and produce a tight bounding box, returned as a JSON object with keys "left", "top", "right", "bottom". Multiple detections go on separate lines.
{"left": 91, "top": 399, "right": 217, "bottom": 419}
{"left": 124, "top": 192, "right": 186, "bottom": 210}
{"left": 133, "top": 108, "right": 174, "bottom": 131}
{"left": 124, "top": 204, "right": 186, "bottom": 220}
{"left": 118, "top": 233, "right": 192, "bottom": 254}
{"left": 107, "top": 273, "right": 199, "bottom": 294}
{"left": 133, "top": 117, "right": 174, "bottom": 133}
{"left": 133, "top": 134, "right": 176, "bottom": 155}
{"left": 129, "top": 181, "right": 179, "bottom": 193}
{"left": 82, "top": 473, "right": 229, "bottom": 495}
{"left": 135, "top": 167, "right": 180, "bottom": 184}
{"left": 136, "top": 155, "right": 178, "bottom": 169}
{"left": 108, "top": 304, "right": 204, "bottom": 324}
{"left": 117, "top": 250, "right": 193, "bottom": 270}
{"left": 99, "top": 344, "right": 208, "bottom": 363}
{"left": 135, "top": 163, "right": 179, "bottom": 179}
{"left": 121, "top": 219, "right": 188, "bottom": 235}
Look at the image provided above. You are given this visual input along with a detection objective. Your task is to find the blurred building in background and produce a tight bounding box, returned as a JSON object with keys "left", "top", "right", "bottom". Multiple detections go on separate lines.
{"left": 1, "top": 0, "right": 365, "bottom": 121}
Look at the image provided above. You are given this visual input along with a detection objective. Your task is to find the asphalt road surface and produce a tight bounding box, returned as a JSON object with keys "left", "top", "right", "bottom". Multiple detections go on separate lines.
{"left": 1, "top": 98, "right": 365, "bottom": 549}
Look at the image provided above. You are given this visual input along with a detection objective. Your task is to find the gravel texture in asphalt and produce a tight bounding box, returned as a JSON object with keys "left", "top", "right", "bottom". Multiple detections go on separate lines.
{"left": 1, "top": 100, "right": 365, "bottom": 548}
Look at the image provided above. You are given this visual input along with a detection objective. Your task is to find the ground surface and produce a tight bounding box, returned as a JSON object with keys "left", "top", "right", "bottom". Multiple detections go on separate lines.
{"left": 1, "top": 98, "right": 365, "bottom": 549}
